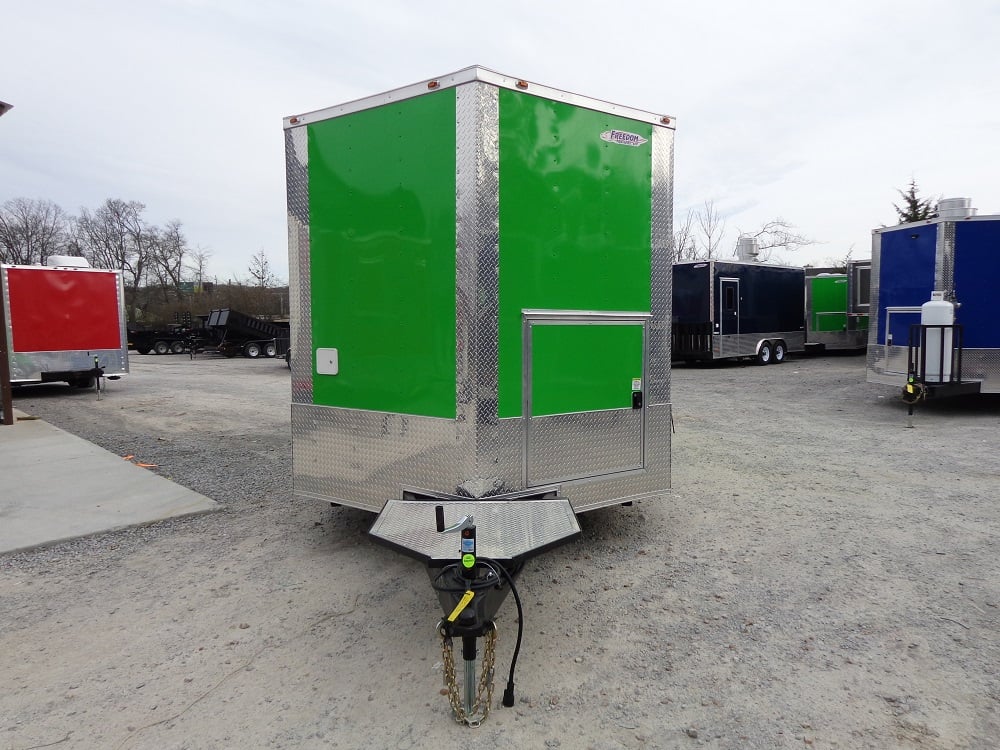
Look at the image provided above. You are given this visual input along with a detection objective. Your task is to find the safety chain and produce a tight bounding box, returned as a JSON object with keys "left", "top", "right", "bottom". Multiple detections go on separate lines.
{"left": 439, "top": 623, "right": 497, "bottom": 727}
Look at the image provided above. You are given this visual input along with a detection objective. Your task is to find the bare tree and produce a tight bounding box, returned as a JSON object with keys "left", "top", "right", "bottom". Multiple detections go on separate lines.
{"left": 672, "top": 208, "right": 698, "bottom": 262}
{"left": 734, "top": 219, "right": 813, "bottom": 262}
{"left": 818, "top": 245, "right": 856, "bottom": 272}
{"left": 0, "top": 197, "right": 70, "bottom": 264}
{"left": 73, "top": 199, "right": 156, "bottom": 322}
{"left": 696, "top": 200, "right": 726, "bottom": 259}
{"left": 248, "top": 249, "right": 276, "bottom": 288}
{"left": 186, "top": 246, "right": 213, "bottom": 292}
{"left": 148, "top": 219, "right": 188, "bottom": 302}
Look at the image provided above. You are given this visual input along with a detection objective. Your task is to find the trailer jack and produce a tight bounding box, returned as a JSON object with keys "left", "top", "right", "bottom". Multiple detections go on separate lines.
{"left": 429, "top": 512, "right": 523, "bottom": 725}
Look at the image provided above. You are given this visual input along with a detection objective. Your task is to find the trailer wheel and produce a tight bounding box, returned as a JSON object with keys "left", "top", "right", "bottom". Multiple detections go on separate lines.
{"left": 264, "top": 342, "right": 277, "bottom": 358}
{"left": 170, "top": 341, "right": 186, "bottom": 354}
{"left": 136, "top": 347, "right": 151, "bottom": 355}
{"left": 756, "top": 341, "right": 773, "bottom": 365}
{"left": 243, "top": 342, "right": 262, "bottom": 358}
{"left": 773, "top": 340, "right": 787, "bottom": 363}
{"left": 153, "top": 340, "right": 170, "bottom": 355}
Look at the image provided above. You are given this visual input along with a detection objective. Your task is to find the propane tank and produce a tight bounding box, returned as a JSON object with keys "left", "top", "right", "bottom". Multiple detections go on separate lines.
{"left": 920, "top": 291, "right": 954, "bottom": 382}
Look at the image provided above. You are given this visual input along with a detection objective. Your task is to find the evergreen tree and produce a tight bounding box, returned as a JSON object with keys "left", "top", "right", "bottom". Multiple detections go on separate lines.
{"left": 894, "top": 179, "right": 937, "bottom": 223}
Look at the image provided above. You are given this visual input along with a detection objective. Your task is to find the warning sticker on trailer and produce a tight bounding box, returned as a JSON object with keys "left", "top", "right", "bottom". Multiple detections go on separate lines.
{"left": 632, "top": 378, "right": 642, "bottom": 391}
{"left": 600, "top": 129, "right": 648, "bottom": 147}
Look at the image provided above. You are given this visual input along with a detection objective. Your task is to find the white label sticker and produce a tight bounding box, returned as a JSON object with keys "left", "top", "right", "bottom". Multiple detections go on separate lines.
{"left": 632, "top": 378, "right": 642, "bottom": 391}
{"left": 600, "top": 130, "right": 648, "bottom": 147}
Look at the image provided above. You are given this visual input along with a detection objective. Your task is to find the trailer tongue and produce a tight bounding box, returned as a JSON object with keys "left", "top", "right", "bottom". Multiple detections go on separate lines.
{"left": 370, "top": 498, "right": 580, "bottom": 724}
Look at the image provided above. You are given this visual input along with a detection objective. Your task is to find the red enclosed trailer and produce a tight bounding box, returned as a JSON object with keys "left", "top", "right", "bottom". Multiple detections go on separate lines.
{"left": 1, "top": 260, "right": 129, "bottom": 388}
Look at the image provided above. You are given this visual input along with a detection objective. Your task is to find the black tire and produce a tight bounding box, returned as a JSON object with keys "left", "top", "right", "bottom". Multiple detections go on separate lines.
{"left": 755, "top": 341, "right": 773, "bottom": 365}
{"left": 170, "top": 340, "right": 186, "bottom": 354}
{"left": 72, "top": 376, "right": 95, "bottom": 389}
{"left": 136, "top": 347, "right": 151, "bottom": 355}
{"left": 773, "top": 340, "right": 787, "bottom": 364}
{"left": 153, "top": 340, "right": 170, "bottom": 355}
{"left": 264, "top": 342, "right": 277, "bottom": 358}
{"left": 243, "top": 342, "right": 262, "bottom": 358}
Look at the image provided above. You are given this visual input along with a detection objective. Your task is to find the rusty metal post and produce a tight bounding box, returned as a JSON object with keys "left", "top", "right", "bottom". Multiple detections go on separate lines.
{"left": 0, "top": 102, "right": 14, "bottom": 424}
{"left": 0, "top": 268, "right": 14, "bottom": 425}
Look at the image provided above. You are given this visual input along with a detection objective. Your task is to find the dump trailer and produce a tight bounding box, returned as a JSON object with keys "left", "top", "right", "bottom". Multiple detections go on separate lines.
{"left": 284, "top": 66, "right": 674, "bottom": 724}
{"left": 804, "top": 259, "right": 871, "bottom": 353}
{"left": 868, "top": 198, "right": 995, "bottom": 399}
{"left": 2, "top": 258, "right": 128, "bottom": 387}
{"left": 672, "top": 260, "right": 806, "bottom": 364}
{"left": 203, "top": 308, "right": 289, "bottom": 358}
{"left": 128, "top": 326, "right": 199, "bottom": 355}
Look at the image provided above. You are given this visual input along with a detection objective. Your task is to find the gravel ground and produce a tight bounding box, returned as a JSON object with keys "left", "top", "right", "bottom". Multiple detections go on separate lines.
{"left": 1, "top": 352, "right": 998, "bottom": 749}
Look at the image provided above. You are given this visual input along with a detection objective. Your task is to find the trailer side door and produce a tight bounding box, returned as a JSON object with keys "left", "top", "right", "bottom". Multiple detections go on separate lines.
{"left": 523, "top": 311, "right": 647, "bottom": 488}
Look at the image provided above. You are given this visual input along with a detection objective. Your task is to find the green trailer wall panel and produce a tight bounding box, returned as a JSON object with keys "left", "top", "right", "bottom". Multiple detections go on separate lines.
{"left": 809, "top": 275, "right": 848, "bottom": 332}
{"left": 804, "top": 261, "right": 871, "bottom": 352}
{"left": 497, "top": 91, "right": 653, "bottom": 418}
{"left": 307, "top": 91, "right": 457, "bottom": 418}
{"left": 285, "top": 67, "right": 674, "bottom": 513}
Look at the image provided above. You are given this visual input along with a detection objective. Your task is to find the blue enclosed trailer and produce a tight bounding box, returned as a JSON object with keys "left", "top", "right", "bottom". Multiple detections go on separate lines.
{"left": 867, "top": 199, "right": 996, "bottom": 396}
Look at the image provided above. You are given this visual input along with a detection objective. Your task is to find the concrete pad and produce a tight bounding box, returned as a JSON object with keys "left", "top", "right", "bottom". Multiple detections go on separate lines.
{"left": 0, "top": 409, "right": 219, "bottom": 554}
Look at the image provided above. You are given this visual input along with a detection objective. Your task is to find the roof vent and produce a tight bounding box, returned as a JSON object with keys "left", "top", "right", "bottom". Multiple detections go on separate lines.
{"left": 937, "top": 197, "right": 976, "bottom": 219}
{"left": 45, "top": 255, "right": 90, "bottom": 268}
{"left": 735, "top": 236, "right": 759, "bottom": 261}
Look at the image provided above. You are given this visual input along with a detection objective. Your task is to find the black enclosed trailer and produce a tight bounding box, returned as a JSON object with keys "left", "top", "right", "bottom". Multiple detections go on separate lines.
{"left": 672, "top": 260, "right": 806, "bottom": 364}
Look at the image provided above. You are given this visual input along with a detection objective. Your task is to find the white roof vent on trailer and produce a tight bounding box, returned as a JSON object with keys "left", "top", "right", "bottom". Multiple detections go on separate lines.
{"left": 735, "top": 236, "right": 760, "bottom": 261}
{"left": 937, "top": 197, "right": 977, "bottom": 219}
{"left": 45, "top": 255, "right": 90, "bottom": 268}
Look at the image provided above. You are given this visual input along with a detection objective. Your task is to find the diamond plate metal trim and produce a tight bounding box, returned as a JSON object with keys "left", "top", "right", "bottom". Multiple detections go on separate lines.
{"left": 527, "top": 409, "right": 643, "bottom": 486}
{"left": 650, "top": 126, "right": 674, "bottom": 406}
{"left": 8, "top": 349, "right": 126, "bottom": 382}
{"left": 713, "top": 331, "right": 805, "bottom": 359}
{"left": 286, "top": 126, "right": 312, "bottom": 403}
{"left": 939, "top": 221, "right": 955, "bottom": 295}
{"left": 292, "top": 404, "right": 460, "bottom": 511}
{"left": 369, "top": 498, "right": 581, "bottom": 563}
{"left": 866, "top": 232, "right": 883, "bottom": 374}
{"left": 456, "top": 81, "right": 502, "bottom": 496}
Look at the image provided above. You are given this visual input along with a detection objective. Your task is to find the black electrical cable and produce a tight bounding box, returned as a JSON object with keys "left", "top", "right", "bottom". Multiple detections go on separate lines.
{"left": 480, "top": 557, "right": 523, "bottom": 708}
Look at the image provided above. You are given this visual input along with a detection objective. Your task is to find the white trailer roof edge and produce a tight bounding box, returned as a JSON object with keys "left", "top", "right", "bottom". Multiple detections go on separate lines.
{"left": 872, "top": 213, "right": 1000, "bottom": 234}
{"left": 283, "top": 65, "right": 676, "bottom": 130}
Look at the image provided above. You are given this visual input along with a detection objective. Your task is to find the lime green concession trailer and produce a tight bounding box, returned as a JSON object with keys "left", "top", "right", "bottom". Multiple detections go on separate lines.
{"left": 804, "top": 259, "right": 871, "bottom": 353}
{"left": 284, "top": 66, "right": 673, "bottom": 565}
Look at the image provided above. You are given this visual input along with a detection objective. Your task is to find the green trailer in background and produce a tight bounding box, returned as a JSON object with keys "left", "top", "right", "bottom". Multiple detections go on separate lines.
{"left": 283, "top": 67, "right": 674, "bottom": 725}
{"left": 804, "top": 259, "right": 871, "bottom": 353}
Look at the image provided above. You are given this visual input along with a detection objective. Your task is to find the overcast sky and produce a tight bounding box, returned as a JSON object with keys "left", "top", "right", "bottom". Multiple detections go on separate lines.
{"left": 3, "top": 0, "right": 998, "bottom": 283}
